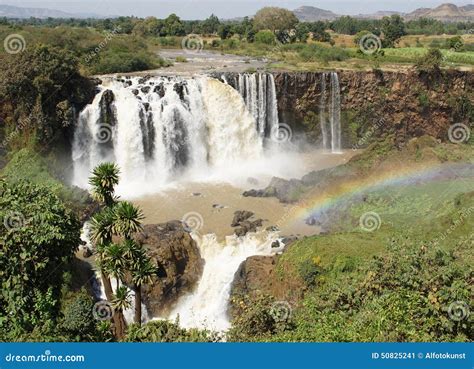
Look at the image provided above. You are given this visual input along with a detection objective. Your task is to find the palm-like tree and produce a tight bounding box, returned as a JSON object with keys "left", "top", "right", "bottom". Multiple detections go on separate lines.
{"left": 104, "top": 243, "right": 126, "bottom": 290}
{"left": 112, "top": 201, "right": 144, "bottom": 239}
{"left": 90, "top": 207, "right": 115, "bottom": 245}
{"left": 90, "top": 208, "right": 116, "bottom": 301}
{"left": 130, "top": 253, "right": 156, "bottom": 325}
{"left": 89, "top": 162, "right": 120, "bottom": 207}
{"left": 111, "top": 285, "right": 131, "bottom": 339}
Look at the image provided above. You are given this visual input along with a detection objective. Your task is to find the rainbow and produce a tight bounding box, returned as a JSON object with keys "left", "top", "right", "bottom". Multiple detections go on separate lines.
{"left": 277, "top": 161, "right": 473, "bottom": 227}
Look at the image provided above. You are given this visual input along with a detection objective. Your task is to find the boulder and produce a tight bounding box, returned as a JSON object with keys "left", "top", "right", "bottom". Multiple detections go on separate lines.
{"left": 135, "top": 221, "right": 204, "bottom": 316}
{"left": 231, "top": 210, "right": 254, "bottom": 227}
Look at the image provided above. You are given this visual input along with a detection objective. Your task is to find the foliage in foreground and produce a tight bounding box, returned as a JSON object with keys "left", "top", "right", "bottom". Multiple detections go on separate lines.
{"left": 0, "top": 179, "right": 81, "bottom": 339}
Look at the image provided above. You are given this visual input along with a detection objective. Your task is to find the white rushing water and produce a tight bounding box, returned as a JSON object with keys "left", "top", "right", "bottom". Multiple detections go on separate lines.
{"left": 73, "top": 72, "right": 343, "bottom": 332}
{"left": 168, "top": 232, "right": 282, "bottom": 332}
{"left": 72, "top": 74, "right": 284, "bottom": 196}
{"left": 319, "top": 72, "right": 342, "bottom": 153}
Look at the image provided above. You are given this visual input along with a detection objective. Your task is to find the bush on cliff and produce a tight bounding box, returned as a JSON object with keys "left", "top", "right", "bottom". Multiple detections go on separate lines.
{"left": 0, "top": 179, "right": 81, "bottom": 340}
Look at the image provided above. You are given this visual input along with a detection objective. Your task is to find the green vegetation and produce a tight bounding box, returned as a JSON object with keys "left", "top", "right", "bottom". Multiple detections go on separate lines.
{"left": 0, "top": 179, "right": 82, "bottom": 340}
{"left": 230, "top": 174, "right": 474, "bottom": 342}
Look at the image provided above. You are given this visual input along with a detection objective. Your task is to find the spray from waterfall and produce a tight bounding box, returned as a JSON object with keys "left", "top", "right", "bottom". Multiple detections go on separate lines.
{"left": 72, "top": 76, "right": 265, "bottom": 194}
{"left": 319, "top": 72, "right": 342, "bottom": 153}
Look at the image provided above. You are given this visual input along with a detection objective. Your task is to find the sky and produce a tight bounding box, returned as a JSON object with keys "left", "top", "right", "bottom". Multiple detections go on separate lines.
{"left": 0, "top": 0, "right": 472, "bottom": 19}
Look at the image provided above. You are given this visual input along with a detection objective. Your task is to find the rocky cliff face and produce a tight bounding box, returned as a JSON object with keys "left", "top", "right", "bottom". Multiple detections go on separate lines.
{"left": 134, "top": 221, "right": 204, "bottom": 317}
{"left": 273, "top": 70, "right": 473, "bottom": 148}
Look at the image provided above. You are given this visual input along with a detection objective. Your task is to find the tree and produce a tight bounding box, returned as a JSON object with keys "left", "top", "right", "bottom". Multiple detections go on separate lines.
{"left": 218, "top": 24, "right": 233, "bottom": 40}
{"left": 446, "top": 36, "right": 463, "bottom": 52}
{"left": 0, "top": 45, "right": 94, "bottom": 150}
{"left": 111, "top": 286, "right": 131, "bottom": 339}
{"left": 163, "top": 14, "right": 185, "bottom": 36}
{"left": 0, "top": 179, "right": 80, "bottom": 334}
{"left": 88, "top": 162, "right": 120, "bottom": 207}
{"left": 415, "top": 48, "right": 444, "bottom": 73}
{"left": 201, "top": 14, "right": 220, "bottom": 34}
{"left": 295, "top": 23, "right": 310, "bottom": 43}
{"left": 309, "top": 22, "right": 332, "bottom": 42}
{"left": 130, "top": 249, "right": 155, "bottom": 325}
{"left": 253, "top": 7, "right": 299, "bottom": 34}
{"left": 255, "top": 30, "right": 276, "bottom": 45}
{"left": 381, "top": 15, "right": 406, "bottom": 48}
{"left": 112, "top": 201, "right": 144, "bottom": 239}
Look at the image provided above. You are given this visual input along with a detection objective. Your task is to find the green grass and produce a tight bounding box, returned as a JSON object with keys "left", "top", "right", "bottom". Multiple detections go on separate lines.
{"left": 1, "top": 148, "right": 91, "bottom": 215}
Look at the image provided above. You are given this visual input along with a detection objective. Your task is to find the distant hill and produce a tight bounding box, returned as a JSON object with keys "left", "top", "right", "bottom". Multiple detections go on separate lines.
{"left": 0, "top": 4, "right": 106, "bottom": 19}
{"left": 292, "top": 6, "right": 339, "bottom": 21}
{"left": 355, "top": 11, "right": 405, "bottom": 20}
{"left": 291, "top": 3, "right": 473, "bottom": 22}
{"left": 404, "top": 3, "right": 474, "bottom": 22}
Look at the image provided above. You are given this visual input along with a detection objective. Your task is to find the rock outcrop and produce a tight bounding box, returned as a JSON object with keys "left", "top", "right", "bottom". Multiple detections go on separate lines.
{"left": 272, "top": 70, "right": 473, "bottom": 148}
{"left": 230, "top": 210, "right": 264, "bottom": 236}
{"left": 135, "top": 221, "right": 204, "bottom": 316}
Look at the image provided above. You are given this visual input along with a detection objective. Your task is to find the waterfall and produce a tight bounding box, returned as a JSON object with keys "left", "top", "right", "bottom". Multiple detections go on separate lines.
{"left": 319, "top": 72, "right": 341, "bottom": 153}
{"left": 330, "top": 72, "right": 342, "bottom": 153}
{"left": 232, "top": 73, "right": 279, "bottom": 138}
{"left": 319, "top": 73, "right": 329, "bottom": 150}
{"left": 168, "top": 232, "right": 281, "bottom": 332}
{"left": 72, "top": 76, "right": 265, "bottom": 194}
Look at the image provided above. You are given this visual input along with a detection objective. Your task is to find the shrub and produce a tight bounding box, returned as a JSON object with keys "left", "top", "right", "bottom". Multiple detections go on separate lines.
{"left": 255, "top": 30, "right": 276, "bottom": 45}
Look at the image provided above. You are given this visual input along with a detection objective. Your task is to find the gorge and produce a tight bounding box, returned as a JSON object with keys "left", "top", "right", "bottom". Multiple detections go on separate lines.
{"left": 71, "top": 67, "right": 473, "bottom": 333}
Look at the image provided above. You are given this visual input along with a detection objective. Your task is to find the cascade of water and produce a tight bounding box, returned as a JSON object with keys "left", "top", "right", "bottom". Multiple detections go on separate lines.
{"left": 319, "top": 73, "right": 329, "bottom": 150}
{"left": 330, "top": 72, "right": 342, "bottom": 153}
{"left": 318, "top": 72, "right": 341, "bottom": 153}
{"left": 72, "top": 76, "right": 264, "bottom": 195}
{"left": 168, "top": 232, "right": 281, "bottom": 331}
{"left": 233, "top": 73, "right": 279, "bottom": 139}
